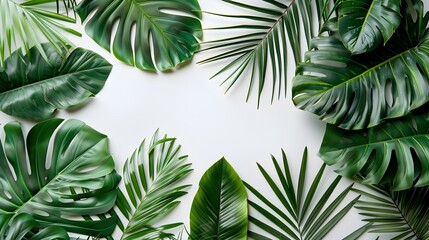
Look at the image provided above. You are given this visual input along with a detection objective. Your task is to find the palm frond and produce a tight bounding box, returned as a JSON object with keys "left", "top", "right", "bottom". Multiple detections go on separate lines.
{"left": 352, "top": 184, "right": 429, "bottom": 239}
{"left": 116, "top": 130, "right": 193, "bottom": 240}
{"left": 246, "top": 148, "right": 359, "bottom": 239}
{"left": 199, "top": 0, "right": 336, "bottom": 106}
{"left": 0, "top": 0, "right": 80, "bottom": 68}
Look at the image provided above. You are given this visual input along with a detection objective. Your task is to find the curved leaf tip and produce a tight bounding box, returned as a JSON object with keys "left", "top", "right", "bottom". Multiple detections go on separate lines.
{"left": 190, "top": 158, "right": 248, "bottom": 240}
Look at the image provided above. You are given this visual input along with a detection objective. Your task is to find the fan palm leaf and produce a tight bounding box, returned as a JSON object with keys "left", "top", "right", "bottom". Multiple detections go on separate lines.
{"left": 0, "top": 43, "right": 112, "bottom": 120}
{"left": 199, "top": 0, "right": 336, "bottom": 106}
{"left": 115, "top": 131, "right": 193, "bottom": 240}
{"left": 0, "top": 119, "right": 120, "bottom": 238}
{"left": 76, "top": 0, "right": 202, "bottom": 72}
{"left": 292, "top": 0, "right": 429, "bottom": 130}
{"left": 352, "top": 183, "right": 429, "bottom": 239}
{"left": 189, "top": 158, "right": 248, "bottom": 240}
{"left": 246, "top": 148, "right": 359, "bottom": 239}
{"left": 0, "top": 0, "right": 80, "bottom": 67}
{"left": 319, "top": 103, "right": 429, "bottom": 191}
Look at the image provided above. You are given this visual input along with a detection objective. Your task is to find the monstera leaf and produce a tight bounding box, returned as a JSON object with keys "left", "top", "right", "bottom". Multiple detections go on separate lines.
{"left": 0, "top": 119, "right": 120, "bottom": 237}
{"left": 353, "top": 184, "right": 429, "bottom": 239}
{"left": 0, "top": 214, "right": 69, "bottom": 240}
{"left": 319, "top": 103, "right": 429, "bottom": 190}
{"left": 0, "top": 0, "right": 80, "bottom": 66}
{"left": 338, "top": 0, "right": 401, "bottom": 54}
{"left": 293, "top": 0, "right": 429, "bottom": 130}
{"left": 246, "top": 148, "right": 358, "bottom": 239}
{"left": 0, "top": 43, "right": 112, "bottom": 120}
{"left": 76, "top": 0, "right": 202, "bottom": 72}
{"left": 115, "top": 131, "right": 192, "bottom": 239}
{"left": 189, "top": 158, "right": 248, "bottom": 240}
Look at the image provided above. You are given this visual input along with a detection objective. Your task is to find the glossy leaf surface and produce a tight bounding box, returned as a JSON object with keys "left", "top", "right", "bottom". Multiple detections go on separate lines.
{"left": 338, "top": 0, "right": 401, "bottom": 54}
{"left": 246, "top": 148, "right": 358, "bottom": 239}
{"left": 0, "top": 43, "right": 112, "bottom": 120}
{"left": 293, "top": 1, "right": 429, "bottom": 130}
{"left": 116, "top": 131, "right": 192, "bottom": 240}
{"left": 0, "top": 119, "right": 120, "bottom": 237}
{"left": 77, "top": 0, "right": 202, "bottom": 72}
{"left": 190, "top": 158, "right": 248, "bottom": 240}
{"left": 319, "top": 104, "right": 429, "bottom": 190}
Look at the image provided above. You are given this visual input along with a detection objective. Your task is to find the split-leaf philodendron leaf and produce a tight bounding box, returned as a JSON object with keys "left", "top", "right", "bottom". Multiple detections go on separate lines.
{"left": 0, "top": 119, "right": 120, "bottom": 238}
{"left": 76, "top": 0, "right": 202, "bottom": 72}
{"left": 293, "top": 0, "right": 429, "bottom": 130}
{"left": 116, "top": 131, "right": 192, "bottom": 239}
{"left": 190, "top": 158, "right": 248, "bottom": 240}
{"left": 319, "top": 104, "right": 429, "bottom": 190}
{"left": 0, "top": 43, "right": 112, "bottom": 120}
{"left": 338, "top": 0, "right": 401, "bottom": 54}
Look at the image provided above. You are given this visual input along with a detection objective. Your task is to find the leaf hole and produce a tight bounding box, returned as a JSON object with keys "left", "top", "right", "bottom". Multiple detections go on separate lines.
{"left": 412, "top": 118, "right": 418, "bottom": 130}
{"left": 3, "top": 190, "right": 12, "bottom": 199}
{"left": 385, "top": 78, "right": 393, "bottom": 107}
{"left": 159, "top": 8, "right": 198, "bottom": 19}
{"left": 33, "top": 210, "right": 49, "bottom": 217}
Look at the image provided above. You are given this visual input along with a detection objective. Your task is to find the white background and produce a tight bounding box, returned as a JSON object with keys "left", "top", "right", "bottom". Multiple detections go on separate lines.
{"left": 0, "top": 0, "right": 383, "bottom": 239}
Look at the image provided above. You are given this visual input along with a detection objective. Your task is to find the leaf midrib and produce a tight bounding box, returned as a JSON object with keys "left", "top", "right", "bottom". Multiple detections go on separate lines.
{"left": 128, "top": 0, "right": 177, "bottom": 65}
{"left": 225, "top": 0, "right": 296, "bottom": 64}
{"left": 354, "top": 0, "right": 377, "bottom": 46}
{"left": 0, "top": 63, "right": 109, "bottom": 97}
{"left": 13, "top": 135, "right": 105, "bottom": 217}
{"left": 121, "top": 160, "right": 179, "bottom": 237}
{"left": 334, "top": 128, "right": 428, "bottom": 151}
{"left": 314, "top": 44, "right": 425, "bottom": 96}
{"left": 387, "top": 190, "right": 420, "bottom": 238}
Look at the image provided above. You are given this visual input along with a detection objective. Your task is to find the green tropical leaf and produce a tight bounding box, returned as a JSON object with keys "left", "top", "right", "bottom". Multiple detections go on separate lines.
{"left": 0, "top": 0, "right": 80, "bottom": 67}
{"left": 338, "top": 0, "right": 401, "bottom": 54}
{"left": 319, "top": 103, "right": 429, "bottom": 190}
{"left": 292, "top": 0, "right": 429, "bottom": 130}
{"left": 190, "top": 158, "right": 248, "bottom": 240}
{"left": 0, "top": 43, "right": 112, "bottom": 120}
{"left": 199, "top": 0, "right": 336, "bottom": 106}
{"left": 352, "top": 183, "right": 429, "bottom": 239}
{"left": 116, "top": 131, "right": 192, "bottom": 240}
{"left": 76, "top": 0, "right": 202, "bottom": 72}
{"left": 0, "top": 213, "right": 69, "bottom": 240}
{"left": 0, "top": 119, "right": 120, "bottom": 238}
{"left": 246, "top": 148, "right": 359, "bottom": 240}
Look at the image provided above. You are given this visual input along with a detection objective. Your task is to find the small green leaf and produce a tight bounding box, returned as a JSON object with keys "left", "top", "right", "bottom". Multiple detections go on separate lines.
{"left": 190, "top": 158, "right": 248, "bottom": 240}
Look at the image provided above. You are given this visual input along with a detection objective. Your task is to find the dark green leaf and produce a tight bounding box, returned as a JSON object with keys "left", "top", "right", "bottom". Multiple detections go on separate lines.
{"left": 319, "top": 104, "right": 429, "bottom": 190}
{"left": 293, "top": 0, "right": 429, "bottom": 130}
{"left": 352, "top": 184, "right": 429, "bottom": 239}
{"left": 190, "top": 158, "right": 248, "bottom": 240}
{"left": 0, "top": 43, "right": 112, "bottom": 120}
{"left": 76, "top": 0, "right": 202, "bottom": 72}
{"left": 338, "top": 0, "right": 401, "bottom": 54}
{"left": 0, "top": 119, "right": 120, "bottom": 237}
